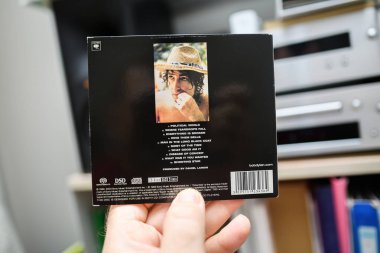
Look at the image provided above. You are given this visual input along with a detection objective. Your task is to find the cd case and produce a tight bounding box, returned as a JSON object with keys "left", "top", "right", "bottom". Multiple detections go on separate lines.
{"left": 88, "top": 34, "right": 278, "bottom": 205}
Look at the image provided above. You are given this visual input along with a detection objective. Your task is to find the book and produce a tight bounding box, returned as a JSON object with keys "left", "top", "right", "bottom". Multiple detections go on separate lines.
{"left": 331, "top": 177, "right": 351, "bottom": 253}
{"left": 267, "top": 181, "right": 315, "bottom": 253}
{"left": 312, "top": 180, "right": 341, "bottom": 253}
{"left": 350, "top": 200, "right": 380, "bottom": 253}
{"left": 88, "top": 34, "right": 278, "bottom": 205}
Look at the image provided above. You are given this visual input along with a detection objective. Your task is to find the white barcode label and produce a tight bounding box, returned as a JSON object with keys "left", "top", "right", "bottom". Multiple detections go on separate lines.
{"left": 230, "top": 170, "right": 273, "bottom": 195}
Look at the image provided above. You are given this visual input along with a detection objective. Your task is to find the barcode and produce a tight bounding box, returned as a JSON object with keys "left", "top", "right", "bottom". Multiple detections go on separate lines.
{"left": 230, "top": 170, "right": 273, "bottom": 195}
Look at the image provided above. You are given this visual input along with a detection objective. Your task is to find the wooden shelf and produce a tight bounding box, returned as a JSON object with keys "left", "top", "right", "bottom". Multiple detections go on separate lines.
{"left": 68, "top": 152, "right": 380, "bottom": 191}
{"left": 68, "top": 173, "right": 92, "bottom": 191}
{"left": 278, "top": 152, "right": 380, "bottom": 180}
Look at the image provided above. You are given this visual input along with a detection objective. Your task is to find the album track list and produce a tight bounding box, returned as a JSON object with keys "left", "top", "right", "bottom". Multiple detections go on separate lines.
{"left": 157, "top": 123, "right": 211, "bottom": 171}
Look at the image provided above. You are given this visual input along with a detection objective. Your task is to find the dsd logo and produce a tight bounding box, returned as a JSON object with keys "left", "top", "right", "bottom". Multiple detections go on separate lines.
{"left": 114, "top": 178, "right": 127, "bottom": 185}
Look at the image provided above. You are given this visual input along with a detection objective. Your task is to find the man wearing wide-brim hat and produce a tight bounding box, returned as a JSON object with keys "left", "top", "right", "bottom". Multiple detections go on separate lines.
{"left": 155, "top": 45, "right": 209, "bottom": 123}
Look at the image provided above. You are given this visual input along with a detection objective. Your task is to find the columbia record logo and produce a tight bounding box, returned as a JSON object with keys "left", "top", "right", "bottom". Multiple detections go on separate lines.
{"left": 91, "top": 41, "right": 101, "bottom": 51}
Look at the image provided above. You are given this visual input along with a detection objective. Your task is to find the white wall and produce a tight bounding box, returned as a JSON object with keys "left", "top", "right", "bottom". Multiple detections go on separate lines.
{"left": 0, "top": 0, "right": 83, "bottom": 252}
{"left": 0, "top": 164, "right": 24, "bottom": 253}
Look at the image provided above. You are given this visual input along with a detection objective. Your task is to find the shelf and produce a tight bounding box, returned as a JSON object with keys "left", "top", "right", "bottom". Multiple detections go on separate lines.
{"left": 68, "top": 152, "right": 380, "bottom": 191}
{"left": 278, "top": 152, "right": 380, "bottom": 180}
{"left": 68, "top": 173, "right": 92, "bottom": 192}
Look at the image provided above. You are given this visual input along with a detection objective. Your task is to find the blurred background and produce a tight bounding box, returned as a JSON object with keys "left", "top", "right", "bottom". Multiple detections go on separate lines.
{"left": 1, "top": 0, "right": 380, "bottom": 252}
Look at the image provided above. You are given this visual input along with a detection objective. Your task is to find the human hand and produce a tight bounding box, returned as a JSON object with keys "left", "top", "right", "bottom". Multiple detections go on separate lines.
{"left": 103, "top": 188, "right": 251, "bottom": 253}
{"left": 174, "top": 93, "right": 205, "bottom": 121}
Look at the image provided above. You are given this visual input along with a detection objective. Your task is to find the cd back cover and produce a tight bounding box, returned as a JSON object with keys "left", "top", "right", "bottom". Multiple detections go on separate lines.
{"left": 88, "top": 34, "right": 278, "bottom": 205}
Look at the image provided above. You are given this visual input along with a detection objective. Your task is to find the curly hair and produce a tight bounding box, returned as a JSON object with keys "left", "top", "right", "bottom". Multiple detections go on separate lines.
{"left": 162, "top": 70, "right": 205, "bottom": 105}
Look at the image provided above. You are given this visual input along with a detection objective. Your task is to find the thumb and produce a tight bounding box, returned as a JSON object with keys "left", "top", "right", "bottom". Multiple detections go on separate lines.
{"left": 161, "top": 188, "right": 206, "bottom": 253}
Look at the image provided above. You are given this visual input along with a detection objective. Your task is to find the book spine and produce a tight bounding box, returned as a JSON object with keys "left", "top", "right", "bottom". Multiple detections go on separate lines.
{"left": 350, "top": 200, "right": 380, "bottom": 253}
{"left": 331, "top": 177, "right": 351, "bottom": 253}
{"left": 312, "top": 182, "right": 341, "bottom": 253}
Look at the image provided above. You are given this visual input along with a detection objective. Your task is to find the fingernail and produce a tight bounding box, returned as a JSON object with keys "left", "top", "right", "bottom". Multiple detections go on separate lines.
{"left": 176, "top": 188, "right": 201, "bottom": 203}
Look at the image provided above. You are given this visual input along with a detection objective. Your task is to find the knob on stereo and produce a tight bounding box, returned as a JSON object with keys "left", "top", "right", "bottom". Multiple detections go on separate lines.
{"left": 367, "top": 27, "right": 378, "bottom": 39}
{"left": 351, "top": 99, "right": 362, "bottom": 109}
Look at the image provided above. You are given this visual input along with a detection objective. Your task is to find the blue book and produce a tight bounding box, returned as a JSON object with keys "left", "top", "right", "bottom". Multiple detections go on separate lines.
{"left": 350, "top": 200, "right": 380, "bottom": 253}
{"left": 312, "top": 181, "right": 340, "bottom": 253}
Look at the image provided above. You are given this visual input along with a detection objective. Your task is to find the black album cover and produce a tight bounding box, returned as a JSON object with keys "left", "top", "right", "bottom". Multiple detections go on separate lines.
{"left": 88, "top": 34, "right": 278, "bottom": 205}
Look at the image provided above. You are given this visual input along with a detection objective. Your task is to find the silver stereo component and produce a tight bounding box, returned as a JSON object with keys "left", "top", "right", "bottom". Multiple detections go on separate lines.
{"left": 276, "top": 0, "right": 363, "bottom": 19}
{"left": 269, "top": 5, "right": 380, "bottom": 93}
{"left": 276, "top": 83, "right": 380, "bottom": 158}
{"left": 268, "top": 4, "right": 380, "bottom": 157}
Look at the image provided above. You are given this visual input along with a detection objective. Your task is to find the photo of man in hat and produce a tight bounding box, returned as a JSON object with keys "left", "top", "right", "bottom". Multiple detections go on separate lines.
{"left": 154, "top": 43, "right": 209, "bottom": 123}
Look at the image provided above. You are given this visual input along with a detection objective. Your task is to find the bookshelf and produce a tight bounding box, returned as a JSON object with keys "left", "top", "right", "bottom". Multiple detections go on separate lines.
{"left": 68, "top": 152, "right": 380, "bottom": 253}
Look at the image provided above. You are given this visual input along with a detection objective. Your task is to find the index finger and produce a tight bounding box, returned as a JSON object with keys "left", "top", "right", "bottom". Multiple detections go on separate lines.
{"left": 103, "top": 204, "right": 161, "bottom": 252}
{"left": 145, "top": 199, "right": 244, "bottom": 237}
{"left": 204, "top": 199, "right": 244, "bottom": 238}
{"left": 107, "top": 204, "right": 150, "bottom": 225}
